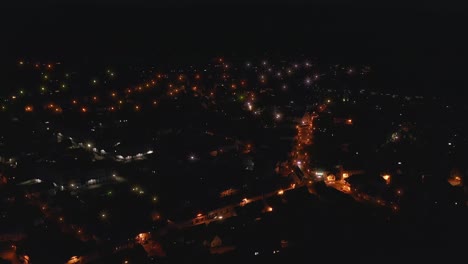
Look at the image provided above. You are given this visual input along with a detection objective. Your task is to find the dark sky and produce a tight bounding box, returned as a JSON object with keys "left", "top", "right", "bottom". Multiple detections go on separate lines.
{"left": 2, "top": 1, "right": 467, "bottom": 97}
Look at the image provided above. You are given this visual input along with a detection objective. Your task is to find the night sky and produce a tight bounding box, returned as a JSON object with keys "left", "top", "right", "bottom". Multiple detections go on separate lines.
{"left": 2, "top": 1, "right": 467, "bottom": 98}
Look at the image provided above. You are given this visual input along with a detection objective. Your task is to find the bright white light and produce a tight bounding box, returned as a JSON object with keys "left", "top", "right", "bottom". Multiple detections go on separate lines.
{"left": 147, "top": 150, "right": 154, "bottom": 154}
{"left": 87, "top": 179, "right": 97, "bottom": 185}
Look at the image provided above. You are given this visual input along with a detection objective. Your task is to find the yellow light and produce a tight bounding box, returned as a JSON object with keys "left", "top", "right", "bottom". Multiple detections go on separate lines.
{"left": 277, "top": 190, "right": 284, "bottom": 195}
{"left": 342, "top": 173, "right": 349, "bottom": 179}
{"left": 342, "top": 185, "right": 351, "bottom": 192}
{"left": 382, "top": 174, "right": 391, "bottom": 184}
{"left": 267, "top": 206, "right": 273, "bottom": 212}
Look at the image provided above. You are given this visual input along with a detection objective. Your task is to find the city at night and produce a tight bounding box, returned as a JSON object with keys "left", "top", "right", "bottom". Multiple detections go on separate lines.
{"left": 1, "top": 1, "right": 467, "bottom": 263}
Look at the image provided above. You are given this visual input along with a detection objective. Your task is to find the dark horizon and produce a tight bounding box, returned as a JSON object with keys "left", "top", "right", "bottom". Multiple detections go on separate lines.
{"left": 2, "top": 3, "right": 467, "bottom": 98}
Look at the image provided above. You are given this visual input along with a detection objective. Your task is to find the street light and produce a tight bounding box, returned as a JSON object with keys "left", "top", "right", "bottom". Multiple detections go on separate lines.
{"left": 382, "top": 174, "right": 391, "bottom": 184}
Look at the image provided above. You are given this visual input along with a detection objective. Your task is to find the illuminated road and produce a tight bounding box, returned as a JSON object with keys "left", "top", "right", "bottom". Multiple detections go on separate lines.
{"left": 179, "top": 186, "right": 297, "bottom": 228}
{"left": 280, "top": 112, "right": 316, "bottom": 178}
{"left": 326, "top": 180, "right": 352, "bottom": 194}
